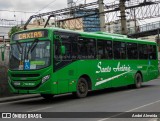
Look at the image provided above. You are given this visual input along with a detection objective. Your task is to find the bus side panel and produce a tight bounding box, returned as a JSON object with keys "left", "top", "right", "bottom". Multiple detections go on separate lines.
{"left": 53, "top": 62, "right": 78, "bottom": 94}
{"left": 52, "top": 59, "right": 158, "bottom": 95}
{"left": 76, "top": 60, "right": 99, "bottom": 90}
{"left": 92, "top": 60, "right": 136, "bottom": 89}
{"left": 92, "top": 60, "right": 158, "bottom": 89}
{"left": 144, "top": 60, "right": 159, "bottom": 82}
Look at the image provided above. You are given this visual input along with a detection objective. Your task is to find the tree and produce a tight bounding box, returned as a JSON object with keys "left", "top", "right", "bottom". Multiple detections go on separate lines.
{"left": 8, "top": 26, "right": 22, "bottom": 38}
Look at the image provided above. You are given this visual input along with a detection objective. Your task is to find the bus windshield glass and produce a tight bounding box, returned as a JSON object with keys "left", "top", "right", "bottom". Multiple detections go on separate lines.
{"left": 9, "top": 40, "right": 50, "bottom": 70}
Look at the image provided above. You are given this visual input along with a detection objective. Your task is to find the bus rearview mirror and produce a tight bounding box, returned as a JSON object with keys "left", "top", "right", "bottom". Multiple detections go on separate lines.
{"left": 54, "top": 35, "right": 60, "bottom": 40}
{"left": 61, "top": 45, "right": 65, "bottom": 55}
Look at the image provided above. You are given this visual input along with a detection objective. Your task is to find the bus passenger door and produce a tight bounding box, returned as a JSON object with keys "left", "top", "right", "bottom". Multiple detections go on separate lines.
{"left": 54, "top": 32, "right": 78, "bottom": 94}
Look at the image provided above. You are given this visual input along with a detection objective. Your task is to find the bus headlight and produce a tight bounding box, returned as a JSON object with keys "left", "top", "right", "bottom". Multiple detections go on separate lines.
{"left": 42, "top": 75, "right": 50, "bottom": 83}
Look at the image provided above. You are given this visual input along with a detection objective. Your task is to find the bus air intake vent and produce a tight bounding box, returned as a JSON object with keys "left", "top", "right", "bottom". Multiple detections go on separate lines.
{"left": 11, "top": 74, "right": 40, "bottom": 77}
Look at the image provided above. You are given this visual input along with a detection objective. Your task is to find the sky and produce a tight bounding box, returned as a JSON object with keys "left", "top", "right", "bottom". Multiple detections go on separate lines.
{"left": 0, "top": 0, "right": 100, "bottom": 22}
{"left": 0, "top": 0, "right": 159, "bottom": 25}
{"left": 0, "top": 0, "right": 160, "bottom": 39}
{"left": 0, "top": 0, "right": 116, "bottom": 38}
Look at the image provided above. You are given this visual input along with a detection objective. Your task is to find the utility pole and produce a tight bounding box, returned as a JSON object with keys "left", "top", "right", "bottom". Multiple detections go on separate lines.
{"left": 120, "top": 0, "right": 127, "bottom": 35}
{"left": 98, "top": 0, "right": 106, "bottom": 32}
{"left": 84, "top": 0, "right": 87, "bottom": 4}
{"left": 133, "top": 8, "right": 137, "bottom": 33}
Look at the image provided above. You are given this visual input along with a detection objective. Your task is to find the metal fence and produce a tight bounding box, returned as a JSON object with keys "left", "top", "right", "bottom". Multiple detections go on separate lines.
{"left": 128, "top": 21, "right": 160, "bottom": 34}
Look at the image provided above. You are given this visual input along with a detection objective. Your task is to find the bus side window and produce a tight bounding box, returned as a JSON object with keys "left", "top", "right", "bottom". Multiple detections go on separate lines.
{"left": 97, "top": 40, "right": 113, "bottom": 59}
{"left": 153, "top": 45, "right": 157, "bottom": 60}
{"left": 72, "top": 37, "right": 78, "bottom": 60}
{"left": 105, "top": 40, "right": 113, "bottom": 59}
{"left": 55, "top": 39, "right": 61, "bottom": 60}
{"left": 138, "top": 44, "right": 148, "bottom": 59}
{"left": 55, "top": 39, "right": 72, "bottom": 60}
{"left": 127, "top": 43, "right": 138, "bottom": 59}
{"left": 78, "top": 37, "right": 96, "bottom": 59}
{"left": 148, "top": 45, "right": 157, "bottom": 60}
{"left": 97, "top": 40, "right": 104, "bottom": 59}
{"left": 54, "top": 33, "right": 73, "bottom": 61}
{"left": 113, "top": 41, "right": 126, "bottom": 59}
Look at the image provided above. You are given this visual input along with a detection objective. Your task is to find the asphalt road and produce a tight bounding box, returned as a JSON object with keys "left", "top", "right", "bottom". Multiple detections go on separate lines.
{"left": 1, "top": 79, "right": 160, "bottom": 121}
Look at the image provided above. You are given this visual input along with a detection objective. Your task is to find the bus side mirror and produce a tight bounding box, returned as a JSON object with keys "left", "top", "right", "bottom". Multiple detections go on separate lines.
{"left": 61, "top": 45, "right": 65, "bottom": 55}
{"left": 1, "top": 51, "right": 4, "bottom": 61}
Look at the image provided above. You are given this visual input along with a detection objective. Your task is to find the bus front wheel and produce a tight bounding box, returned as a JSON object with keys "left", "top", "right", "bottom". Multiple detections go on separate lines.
{"left": 134, "top": 73, "right": 142, "bottom": 88}
{"left": 41, "top": 94, "right": 54, "bottom": 100}
{"left": 73, "top": 77, "right": 88, "bottom": 98}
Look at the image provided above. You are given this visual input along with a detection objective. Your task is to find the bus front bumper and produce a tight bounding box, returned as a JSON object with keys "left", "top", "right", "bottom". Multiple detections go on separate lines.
{"left": 8, "top": 79, "right": 57, "bottom": 94}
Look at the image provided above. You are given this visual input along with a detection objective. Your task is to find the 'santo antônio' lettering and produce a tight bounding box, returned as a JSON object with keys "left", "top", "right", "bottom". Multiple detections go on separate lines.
{"left": 113, "top": 62, "right": 131, "bottom": 72}
{"left": 96, "top": 62, "right": 111, "bottom": 73}
{"left": 96, "top": 62, "right": 131, "bottom": 73}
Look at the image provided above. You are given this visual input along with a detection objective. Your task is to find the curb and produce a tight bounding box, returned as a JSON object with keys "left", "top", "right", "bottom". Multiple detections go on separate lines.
{"left": 0, "top": 94, "right": 40, "bottom": 103}
{"left": 149, "top": 118, "right": 159, "bottom": 121}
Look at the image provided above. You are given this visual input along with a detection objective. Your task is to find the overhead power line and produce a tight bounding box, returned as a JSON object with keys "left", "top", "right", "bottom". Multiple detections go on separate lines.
{"left": 0, "top": 9, "right": 35, "bottom": 13}
{"left": 35, "top": 0, "right": 57, "bottom": 14}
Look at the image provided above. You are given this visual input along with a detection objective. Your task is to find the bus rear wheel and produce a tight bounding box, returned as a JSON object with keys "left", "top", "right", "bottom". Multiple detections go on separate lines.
{"left": 134, "top": 73, "right": 142, "bottom": 88}
{"left": 41, "top": 94, "right": 54, "bottom": 100}
{"left": 73, "top": 77, "right": 88, "bottom": 98}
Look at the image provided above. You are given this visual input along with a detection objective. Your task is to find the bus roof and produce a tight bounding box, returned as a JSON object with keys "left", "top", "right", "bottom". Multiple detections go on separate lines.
{"left": 15, "top": 27, "right": 156, "bottom": 45}
{"left": 51, "top": 28, "right": 156, "bottom": 44}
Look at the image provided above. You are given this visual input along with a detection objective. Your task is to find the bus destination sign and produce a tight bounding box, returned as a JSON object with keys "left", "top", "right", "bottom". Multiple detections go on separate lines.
{"left": 12, "top": 30, "right": 48, "bottom": 41}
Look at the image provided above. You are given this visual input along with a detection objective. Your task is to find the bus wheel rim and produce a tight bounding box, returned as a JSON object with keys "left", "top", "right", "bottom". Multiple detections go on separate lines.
{"left": 78, "top": 81, "right": 86, "bottom": 94}
{"left": 136, "top": 75, "right": 141, "bottom": 87}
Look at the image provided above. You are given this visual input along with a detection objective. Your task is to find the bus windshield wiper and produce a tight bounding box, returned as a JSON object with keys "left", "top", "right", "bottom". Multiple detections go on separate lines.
{"left": 16, "top": 41, "right": 22, "bottom": 54}
{"left": 26, "top": 38, "right": 39, "bottom": 59}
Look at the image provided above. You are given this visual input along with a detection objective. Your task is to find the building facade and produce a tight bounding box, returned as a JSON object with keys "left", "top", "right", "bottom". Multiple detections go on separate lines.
{"left": 106, "top": 19, "right": 139, "bottom": 34}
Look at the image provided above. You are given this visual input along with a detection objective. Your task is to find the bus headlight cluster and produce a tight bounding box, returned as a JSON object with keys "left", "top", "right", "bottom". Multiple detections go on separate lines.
{"left": 42, "top": 75, "right": 50, "bottom": 83}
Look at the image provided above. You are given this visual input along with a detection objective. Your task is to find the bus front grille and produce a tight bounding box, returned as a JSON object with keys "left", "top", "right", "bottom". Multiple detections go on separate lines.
{"left": 12, "top": 80, "right": 37, "bottom": 81}
{"left": 11, "top": 74, "right": 40, "bottom": 78}
{"left": 12, "top": 83, "right": 41, "bottom": 90}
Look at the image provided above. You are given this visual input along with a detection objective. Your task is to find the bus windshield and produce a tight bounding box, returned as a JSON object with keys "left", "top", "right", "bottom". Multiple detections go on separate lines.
{"left": 9, "top": 40, "right": 50, "bottom": 70}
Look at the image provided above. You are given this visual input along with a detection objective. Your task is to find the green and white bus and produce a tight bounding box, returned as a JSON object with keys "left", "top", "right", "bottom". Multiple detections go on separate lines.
{"left": 8, "top": 28, "right": 159, "bottom": 99}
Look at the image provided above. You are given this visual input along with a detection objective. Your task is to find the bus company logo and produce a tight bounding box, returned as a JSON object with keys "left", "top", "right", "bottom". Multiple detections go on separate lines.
{"left": 96, "top": 62, "right": 131, "bottom": 74}
{"left": 2, "top": 113, "right": 11, "bottom": 118}
{"left": 1, "top": 113, "right": 42, "bottom": 119}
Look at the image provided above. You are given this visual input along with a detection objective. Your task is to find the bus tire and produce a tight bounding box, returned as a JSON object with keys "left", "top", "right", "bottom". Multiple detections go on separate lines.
{"left": 41, "top": 94, "right": 54, "bottom": 100}
{"left": 134, "top": 73, "right": 142, "bottom": 88}
{"left": 73, "top": 77, "right": 88, "bottom": 98}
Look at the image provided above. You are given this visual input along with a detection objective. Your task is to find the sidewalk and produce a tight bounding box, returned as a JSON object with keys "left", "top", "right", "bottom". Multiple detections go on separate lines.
{"left": 0, "top": 94, "right": 40, "bottom": 103}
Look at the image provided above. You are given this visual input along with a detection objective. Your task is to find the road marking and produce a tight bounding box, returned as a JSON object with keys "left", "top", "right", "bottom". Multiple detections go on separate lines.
{"left": 97, "top": 99, "right": 160, "bottom": 121}
{"left": 27, "top": 89, "right": 136, "bottom": 112}
{"left": 121, "top": 89, "right": 135, "bottom": 93}
{"left": 149, "top": 118, "right": 159, "bottom": 121}
{"left": 27, "top": 106, "right": 56, "bottom": 112}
